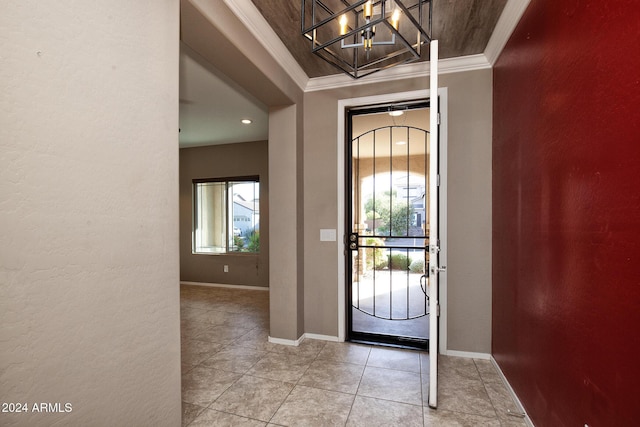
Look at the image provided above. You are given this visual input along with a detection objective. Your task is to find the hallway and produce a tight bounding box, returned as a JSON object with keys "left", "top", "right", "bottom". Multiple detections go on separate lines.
{"left": 180, "top": 285, "right": 525, "bottom": 426}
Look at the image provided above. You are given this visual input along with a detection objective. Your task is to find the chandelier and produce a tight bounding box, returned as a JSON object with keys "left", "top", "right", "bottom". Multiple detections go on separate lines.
{"left": 301, "top": 0, "right": 432, "bottom": 79}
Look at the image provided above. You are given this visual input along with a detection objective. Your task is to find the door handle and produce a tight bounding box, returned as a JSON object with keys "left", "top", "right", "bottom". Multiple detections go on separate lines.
{"left": 430, "top": 265, "right": 447, "bottom": 274}
{"left": 420, "top": 274, "right": 429, "bottom": 298}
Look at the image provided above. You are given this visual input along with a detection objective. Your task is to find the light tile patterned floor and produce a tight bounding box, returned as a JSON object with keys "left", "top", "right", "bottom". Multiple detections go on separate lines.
{"left": 180, "top": 284, "right": 526, "bottom": 427}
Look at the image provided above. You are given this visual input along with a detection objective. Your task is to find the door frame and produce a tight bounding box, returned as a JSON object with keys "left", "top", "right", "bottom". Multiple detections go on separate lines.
{"left": 336, "top": 88, "right": 448, "bottom": 354}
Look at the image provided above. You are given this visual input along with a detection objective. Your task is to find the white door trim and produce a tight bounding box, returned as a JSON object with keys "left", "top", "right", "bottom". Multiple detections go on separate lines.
{"left": 336, "top": 87, "right": 448, "bottom": 349}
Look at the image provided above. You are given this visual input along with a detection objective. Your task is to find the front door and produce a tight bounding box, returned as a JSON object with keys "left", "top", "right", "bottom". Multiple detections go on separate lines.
{"left": 346, "top": 101, "right": 431, "bottom": 349}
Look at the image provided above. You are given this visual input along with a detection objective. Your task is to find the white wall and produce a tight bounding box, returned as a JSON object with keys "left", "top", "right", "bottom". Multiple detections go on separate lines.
{"left": 0, "top": 1, "right": 181, "bottom": 426}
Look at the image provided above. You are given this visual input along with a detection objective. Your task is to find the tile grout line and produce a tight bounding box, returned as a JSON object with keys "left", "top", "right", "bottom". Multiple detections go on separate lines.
{"left": 344, "top": 347, "right": 371, "bottom": 426}
{"left": 343, "top": 346, "right": 371, "bottom": 426}
{"left": 265, "top": 342, "right": 325, "bottom": 425}
{"left": 472, "top": 358, "right": 501, "bottom": 421}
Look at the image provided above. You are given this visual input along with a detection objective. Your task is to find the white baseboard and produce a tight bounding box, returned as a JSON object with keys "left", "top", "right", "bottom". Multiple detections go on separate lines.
{"left": 490, "top": 356, "right": 534, "bottom": 427}
{"left": 267, "top": 333, "right": 342, "bottom": 347}
{"left": 304, "top": 333, "right": 341, "bottom": 342}
{"left": 180, "top": 281, "right": 268, "bottom": 291}
{"left": 443, "top": 349, "right": 491, "bottom": 360}
{"left": 268, "top": 335, "right": 303, "bottom": 346}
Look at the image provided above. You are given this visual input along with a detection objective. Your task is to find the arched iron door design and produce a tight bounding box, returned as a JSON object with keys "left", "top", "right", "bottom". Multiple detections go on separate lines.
{"left": 347, "top": 105, "right": 430, "bottom": 348}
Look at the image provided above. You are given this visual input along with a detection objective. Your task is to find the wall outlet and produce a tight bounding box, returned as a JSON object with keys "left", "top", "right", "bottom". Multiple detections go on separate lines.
{"left": 223, "top": 265, "right": 229, "bottom": 273}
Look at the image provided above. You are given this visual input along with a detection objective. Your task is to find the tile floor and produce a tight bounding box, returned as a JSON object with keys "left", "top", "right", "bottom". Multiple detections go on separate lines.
{"left": 181, "top": 284, "right": 527, "bottom": 426}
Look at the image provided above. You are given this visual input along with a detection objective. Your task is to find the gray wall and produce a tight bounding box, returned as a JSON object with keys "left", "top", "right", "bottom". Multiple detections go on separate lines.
{"left": 444, "top": 70, "right": 493, "bottom": 353}
{"left": 0, "top": 1, "right": 181, "bottom": 426}
{"left": 303, "top": 70, "right": 493, "bottom": 353}
{"left": 180, "top": 141, "right": 269, "bottom": 287}
{"left": 269, "top": 105, "right": 306, "bottom": 339}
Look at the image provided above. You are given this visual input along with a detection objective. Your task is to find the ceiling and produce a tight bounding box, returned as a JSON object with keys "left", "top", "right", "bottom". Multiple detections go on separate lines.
{"left": 179, "top": 0, "right": 509, "bottom": 148}
{"left": 179, "top": 44, "right": 269, "bottom": 148}
{"left": 251, "top": 0, "right": 508, "bottom": 78}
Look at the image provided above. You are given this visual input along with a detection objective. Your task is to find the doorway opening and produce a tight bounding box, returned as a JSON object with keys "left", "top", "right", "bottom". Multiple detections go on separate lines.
{"left": 346, "top": 101, "right": 432, "bottom": 349}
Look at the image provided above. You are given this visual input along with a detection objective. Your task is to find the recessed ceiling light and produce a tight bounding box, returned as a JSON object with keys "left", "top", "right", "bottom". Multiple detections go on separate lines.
{"left": 389, "top": 111, "right": 404, "bottom": 117}
{"left": 396, "top": 141, "right": 407, "bottom": 145}
{"left": 241, "top": 119, "right": 252, "bottom": 124}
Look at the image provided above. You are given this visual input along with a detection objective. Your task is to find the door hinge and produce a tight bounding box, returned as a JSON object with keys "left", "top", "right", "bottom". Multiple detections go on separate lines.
{"left": 436, "top": 304, "right": 440, "bottom": 317}
{"left": 437, "top": 112, "right": 441, "bottom": 125}
{"left": 436, "top": 174, "right": 440, "bottom": 187}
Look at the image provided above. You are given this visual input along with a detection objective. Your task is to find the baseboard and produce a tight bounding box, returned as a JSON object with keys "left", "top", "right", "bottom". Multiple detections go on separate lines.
{"left": 443, "top": 349, "right": 491, "bottom": 360}
{"left": 180, "top": 281, "right": 269, "bottom": 291}
{"left": 304, "top": 333, "right": 341, "bottom": 342}
{"left": 268, "top": 335, "right": 303, "bottom": 346}
{"left": 490, "top": 356, "right": 534, "bottom": 427}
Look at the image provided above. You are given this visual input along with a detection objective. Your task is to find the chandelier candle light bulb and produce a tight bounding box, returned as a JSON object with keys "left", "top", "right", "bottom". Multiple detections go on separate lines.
{"left": 363, "top": 0, "right": 373, "bottom": 19}
{"left": 339, "top": 14, "right": 348, "bottom": 35}
{"left": 391, "top": 8, "right": 401, "bottom": 30}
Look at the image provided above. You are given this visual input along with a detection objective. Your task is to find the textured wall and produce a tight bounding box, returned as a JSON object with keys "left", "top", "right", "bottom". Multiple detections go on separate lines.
{"left": 180, "top": 141, "right": 269, "bottom": 287}
{"left": 269, "top": 105, "right": 304, "bottom": 340}
{"left": 0, "top": 1, "right": 181, "bottom": 426}
{"left": 440, "top": 70, "right": 493, "bottom": 353}
{"left": 493, "top": 0, "right": 640, "bottom": 425}
{"left": 303, "top": 70, "right": 494, "bottom": 354}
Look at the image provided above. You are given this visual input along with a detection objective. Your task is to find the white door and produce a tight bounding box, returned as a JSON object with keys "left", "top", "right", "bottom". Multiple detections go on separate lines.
{"left": 428, "top": 40, "right": 441, "bottom": 409}
{"left": 337, "top": 66, "right": 444, "bottom": 406}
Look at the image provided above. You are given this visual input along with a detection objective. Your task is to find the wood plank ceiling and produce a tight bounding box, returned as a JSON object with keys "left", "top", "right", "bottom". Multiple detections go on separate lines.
{"left": 251, "top": 0, "right": 508, "bottom": 78}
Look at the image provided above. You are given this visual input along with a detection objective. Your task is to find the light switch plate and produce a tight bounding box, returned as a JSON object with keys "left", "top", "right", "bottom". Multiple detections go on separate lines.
{"left": 320, "top": 229, "right": 337, "bottom": 242}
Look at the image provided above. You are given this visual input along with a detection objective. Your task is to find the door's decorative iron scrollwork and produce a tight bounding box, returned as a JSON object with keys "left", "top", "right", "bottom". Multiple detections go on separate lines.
{"left": 351, "top": 246, "right": 429, "bottom": 321}
{"left": 349, "top": 124, "right": 430, "bottom": 322}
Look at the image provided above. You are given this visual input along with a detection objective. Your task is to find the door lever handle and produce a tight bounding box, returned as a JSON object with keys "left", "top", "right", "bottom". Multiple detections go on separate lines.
{"left": 420, "top": 274, "right": 429, "bottom": 298}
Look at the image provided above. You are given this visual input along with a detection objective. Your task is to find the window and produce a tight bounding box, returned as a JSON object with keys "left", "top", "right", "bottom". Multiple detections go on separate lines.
{"left": 193, "top": 177, "right": 260, "bottom": 254}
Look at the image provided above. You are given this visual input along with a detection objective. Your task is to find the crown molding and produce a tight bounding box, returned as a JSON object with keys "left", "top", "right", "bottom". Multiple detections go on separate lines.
{"left": 484, "top": 0, "right": 531, "bottom": 65}
{"left": 223, "top": 0, "right": 309, "bottom": 91}
{"left": 305, "top": 54, "right": 491, "bottom": 92}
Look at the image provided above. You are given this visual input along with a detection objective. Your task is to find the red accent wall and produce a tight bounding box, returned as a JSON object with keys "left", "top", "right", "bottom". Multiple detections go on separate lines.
{"left": 492, "top": 1, "right": 640, "bottom": 425}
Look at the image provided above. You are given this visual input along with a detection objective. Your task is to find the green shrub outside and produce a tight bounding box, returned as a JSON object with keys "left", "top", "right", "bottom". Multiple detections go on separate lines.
{"left": 409, "top": 258, "right": 425, "bottom": 273}
{"left": 389, "top": 253, "right": 410, "bottom": 270}
{"left": 246, "top": 230, "right": 259, "bottom": 252}
{"left": 233, "top": 235, "right": 245, "bottom": 250}
{"left": 364, "top": 238, "right": 388, "bottom": 270}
